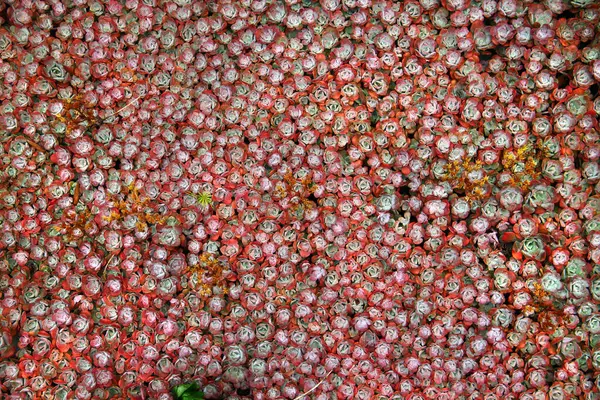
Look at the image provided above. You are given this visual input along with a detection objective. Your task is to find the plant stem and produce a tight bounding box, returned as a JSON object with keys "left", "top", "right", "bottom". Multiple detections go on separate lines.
{"left": 292, "top": 370, "right": 332, "bottom": 400}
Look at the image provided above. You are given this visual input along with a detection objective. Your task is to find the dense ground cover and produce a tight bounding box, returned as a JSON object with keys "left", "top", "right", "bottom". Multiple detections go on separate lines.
{"left": 1, "top": 0, "right": 600, "bottom": 399}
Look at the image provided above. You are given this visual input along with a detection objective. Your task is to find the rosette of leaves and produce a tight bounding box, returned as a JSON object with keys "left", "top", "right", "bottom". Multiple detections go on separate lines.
{"left": 194, "top": 190, "right": 214, "bottom": 209}
{"left": 172, "top": 382, "right": 204, "bottom": 400}
{"left": 516, "top": 236, "right": 547, "bottom": 261}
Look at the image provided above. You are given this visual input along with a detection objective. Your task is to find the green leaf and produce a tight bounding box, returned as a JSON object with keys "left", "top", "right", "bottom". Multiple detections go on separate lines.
{"left": 182, "top": 393, "right": 204, "bottom": 400}
{"left": 173, "top": 383, "right": 194, "bottom": 397}
{"left": 172, "top": 382, "right": 204, "bottom": 400}
{"left": 370, "top": 110, "right": 380, "bottom": 126}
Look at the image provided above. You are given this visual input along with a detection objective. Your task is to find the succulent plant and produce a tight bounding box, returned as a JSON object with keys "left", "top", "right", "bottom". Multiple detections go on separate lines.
{"left": 1, "top": 0, "right": 600, "bottom": 398}
{"left": 172, "top": 382, "right": 205, "bottom": 400}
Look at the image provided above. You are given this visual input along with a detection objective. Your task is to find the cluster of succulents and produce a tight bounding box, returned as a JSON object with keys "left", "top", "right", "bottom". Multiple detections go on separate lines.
{"left": 1, "top": 0, "right": 600, "bottom": 399}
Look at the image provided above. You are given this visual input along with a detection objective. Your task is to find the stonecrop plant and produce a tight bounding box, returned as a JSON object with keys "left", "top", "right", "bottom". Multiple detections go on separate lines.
{"left": 1, "top": 0, "right": 600, "bottom": 399}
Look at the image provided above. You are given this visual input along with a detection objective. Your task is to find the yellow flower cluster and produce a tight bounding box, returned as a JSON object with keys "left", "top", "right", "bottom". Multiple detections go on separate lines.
{"left": 52, "top": 94, "right": 97, "bottom": 135}
{"left": 442, "top": 144, "right": 543, "bottom": 203}
{"left": 274, "top": 170, "right": 317, "bottom": 215}
{"left": 442, "top": 158, "right": 490, "bottom": 203}
{"left": 188, "top": 253, "right": 229, "bottom": 298}
{"left": 502, "top": 144, "right": 542, "bottom": 192}
{"left": 53, "top": 208, "right": 94, "bottom": 244}
{"left": 103, "top": 184, "right": 169, "bottom": 230}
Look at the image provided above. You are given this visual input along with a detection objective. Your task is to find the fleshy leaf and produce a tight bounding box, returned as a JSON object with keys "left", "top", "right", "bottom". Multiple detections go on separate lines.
{"left": 172, "top": 383, "right": 204, "bottom": 400}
